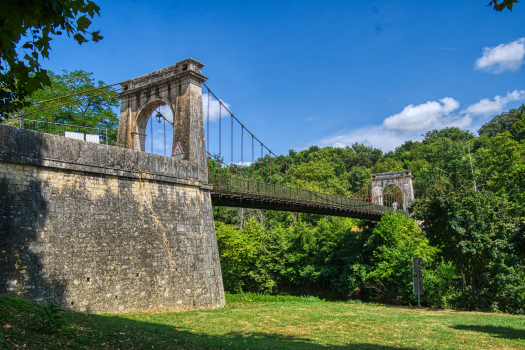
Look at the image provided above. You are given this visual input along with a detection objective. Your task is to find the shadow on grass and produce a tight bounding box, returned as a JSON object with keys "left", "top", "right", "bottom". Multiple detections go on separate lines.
{"left": 1, "top": 295, "right": 417, "bottom": 350}
{"left": 451, "top": 324, "right": 525, "bottom": 341}
{"left": 86, "top": 313, "right": 418, "bottom": 350}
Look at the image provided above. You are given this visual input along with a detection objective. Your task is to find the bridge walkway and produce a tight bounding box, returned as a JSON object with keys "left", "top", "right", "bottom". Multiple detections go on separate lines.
{"left": 209, "top": 174, "right": 398, "bottom": 220}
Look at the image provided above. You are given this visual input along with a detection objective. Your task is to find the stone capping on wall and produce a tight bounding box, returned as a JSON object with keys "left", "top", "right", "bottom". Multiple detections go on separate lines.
{"left": 0, "top": 125, "right": 211, "bottom": 190}
{"left": 371, "top": 170, "right": 413, "bottom": 180}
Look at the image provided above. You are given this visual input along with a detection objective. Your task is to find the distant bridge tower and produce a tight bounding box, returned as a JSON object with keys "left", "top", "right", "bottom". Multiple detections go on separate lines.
{"left": 371, "top": 171, "right": 414, "bottom": 211}
{"left": 116, "top": 58, "right": 208, "bottom": 182}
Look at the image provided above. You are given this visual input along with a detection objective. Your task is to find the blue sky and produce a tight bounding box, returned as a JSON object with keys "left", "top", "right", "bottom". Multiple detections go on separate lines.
{"left": 41, "top": 0, "right": 525, "bottom": 157}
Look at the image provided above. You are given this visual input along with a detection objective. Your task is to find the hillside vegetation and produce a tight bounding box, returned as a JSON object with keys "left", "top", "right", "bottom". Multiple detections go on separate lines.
{"left": 212, "top": 104, "right": 525, "bottom": 314}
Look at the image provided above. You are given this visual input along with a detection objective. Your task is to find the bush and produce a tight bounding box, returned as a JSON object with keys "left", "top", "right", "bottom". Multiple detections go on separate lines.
{"left": 225, "top": 292, "right": 324, "bottom": 304}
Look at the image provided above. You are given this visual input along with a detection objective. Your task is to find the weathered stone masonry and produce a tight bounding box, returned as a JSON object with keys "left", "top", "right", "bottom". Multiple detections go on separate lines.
{"left": 0, "top": 125, "right": 225, "bottom": 313}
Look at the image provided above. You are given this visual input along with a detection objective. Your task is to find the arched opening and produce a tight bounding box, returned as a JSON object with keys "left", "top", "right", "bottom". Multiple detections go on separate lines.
{"left": 134, "top": 100, "right": 174, "bottom": 156}
{"left": 144, "top": 105, "right": 173, "bottom": 156}
{"left": 383, "top": 184, "right": 404, "bottom": 211}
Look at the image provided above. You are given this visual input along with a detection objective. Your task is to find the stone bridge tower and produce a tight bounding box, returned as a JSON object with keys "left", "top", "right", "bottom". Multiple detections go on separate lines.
{"left": 116, "top": 58, "right": 208, "bottom": 182}
{"left": 371, "top": 171, "right": 414, "bottom": 211}
{"left": 0, "top": 58, "right": 225, "bottom": 314}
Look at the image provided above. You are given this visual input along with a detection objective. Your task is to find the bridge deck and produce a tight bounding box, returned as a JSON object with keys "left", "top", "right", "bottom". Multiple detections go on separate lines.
{"left": 209, "top": 174, "right": 399, "bottom": 220}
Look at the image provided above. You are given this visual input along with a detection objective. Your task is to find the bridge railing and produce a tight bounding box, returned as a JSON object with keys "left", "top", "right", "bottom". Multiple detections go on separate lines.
{"left": 1, "top": 117, "right": 109, "bottom": 144}
{"left": 209, "top": 173, "right": 396, "bottom": 215}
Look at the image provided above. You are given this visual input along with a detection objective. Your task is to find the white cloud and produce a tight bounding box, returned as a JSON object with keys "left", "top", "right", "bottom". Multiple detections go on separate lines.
{"left": 475, "top": 38, "right": 525, "bottom": 73}
{"left": 234, "top": 161, "right": 253, "bottom": 166}
{"left": 462, "top": 90, "right": 525, "bottom": 117}
{"left": 202, "top": 94, "right": 231, "bottom": 121}
{"left": 318, "top": 90, "right": 524, "bottom": 151}
{"left": 382, "top": 97, "right": 463, "bottom": 134}
{"left": 319, "top": 126, "right": 417, "bottom": 152}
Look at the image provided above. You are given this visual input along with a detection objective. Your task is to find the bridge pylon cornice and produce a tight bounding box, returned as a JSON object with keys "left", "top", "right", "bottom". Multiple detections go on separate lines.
{"left": 117, "top": 58, "right": 208, "bottom": 98}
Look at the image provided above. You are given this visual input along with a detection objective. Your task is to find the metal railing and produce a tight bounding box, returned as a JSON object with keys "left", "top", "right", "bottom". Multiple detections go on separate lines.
{"left": 1, "top": 117, "right": 108, "bottom": 145}
{"left": 209, "top": 173, "right": 397, "bottom": 216}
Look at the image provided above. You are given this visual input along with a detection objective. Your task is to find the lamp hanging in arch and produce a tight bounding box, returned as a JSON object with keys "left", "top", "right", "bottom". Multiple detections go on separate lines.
{"left": 155, "top": 107, "right": 164, "bottom": 123}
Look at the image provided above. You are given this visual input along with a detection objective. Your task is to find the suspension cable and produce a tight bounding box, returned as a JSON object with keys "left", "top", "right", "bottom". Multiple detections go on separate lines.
{"left": 30, "top": 65, "right": 187, "bottom": 106}
{"left": 207, "top": 88, "right": 210, "bottom": 154}
{"left": 231, "top": 113, "right": 234, "bottom": 166}
{"left": 205, "top": 86, "right": 360, "bottom": 199}
{"left": 219, "top": 102, "right": 222, "bottom": 165}
{"left": 20, "top": 87, "right": 121, "bottom": 117}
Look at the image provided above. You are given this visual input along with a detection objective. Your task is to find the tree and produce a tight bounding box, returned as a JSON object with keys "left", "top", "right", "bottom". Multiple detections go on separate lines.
{"left": 488, "top": 0, "right": 519, "bottom": 11}
{"left": 510, "top": 115, "right": 525, "bottom": 141}
{"left": 371, "top": 158, "right": 403, "bottom": 174}
{"left": 23, "top": 70, "right": 119, "bottom": 144}
{"left": 362, "top": 212, "right": 438, "bottom": 304}
{"left": 422, "top": 127, "right": 475, "bottom": 145}
{"left": 412, "top": 182, "right": 524, "bottom": 312}
{"left": 347, "top": 166, "right": 369, "bottom": 193}
{"left": 294, "top": 160, "right": 349, "bottom": 195}
{"left": 0, "top": 0, "right": 103, "bottom": 119}
{"left": 475, "top": 132, "right": 525, "bottom": 216}
{"left": 478, "top": 105, "right": 525, "bottom": 138}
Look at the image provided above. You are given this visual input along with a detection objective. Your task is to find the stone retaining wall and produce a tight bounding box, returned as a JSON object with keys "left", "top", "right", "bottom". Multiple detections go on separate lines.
{"left": 0, "top": 125, "right": 225, "bottom": 313}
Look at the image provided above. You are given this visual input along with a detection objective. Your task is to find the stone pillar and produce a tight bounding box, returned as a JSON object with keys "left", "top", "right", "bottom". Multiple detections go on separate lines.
{"left": 131, "top": 132, "right": 146, "bottom": 151}
{"left": 402, "top": 175, "right": 415, "bottom": 210}
{"left": 172, "top": 73, "right": 207, "bottom": 171}
{"left": 371, "top": 181, "right": 384, "bottom": 206}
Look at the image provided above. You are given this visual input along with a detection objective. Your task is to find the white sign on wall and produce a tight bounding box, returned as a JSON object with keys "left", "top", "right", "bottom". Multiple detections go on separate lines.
{"left": 64, "top": 131, "right": 85, "bottom": 141}
{"left": 85, "top": 134, "right": 100, "bottom": 143}
{"left": 65, "top": 132, "right": 100, "bottom": 144}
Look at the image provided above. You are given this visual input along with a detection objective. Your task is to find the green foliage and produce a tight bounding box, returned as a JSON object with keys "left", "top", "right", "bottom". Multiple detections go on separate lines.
{"left": 371, "top": 158, "right": 403, "bottom": 174}
{"left": 510, "top": 115, "right": 525, "bottom": 141}
{"left": 0, "top": 0, "right": 103, "bottom": 118}
{"left": 225, "top": 291, "right": 324, "bottom": 304}
{"left": 422, "top": 260, "right": 460, "bottom": 309}
{"left": 347, "top": 165, "right": 369, "bottom": 193}
{"left": 475, "top": 132, "right": 525, "bottom": 216}
{"left": 360, "top": 213, "right": 438, "bottom": 304}
{"left": 37, "top": 301, "right": 65, "bottom": 332}
{"left": 215, "top": 221, "right": 257, "bottom": 292}
{"left": 412, "top": 184, "right": 525, "bottom": 313}
{"left": 422, "top": 127, "right": 476, "bottom": 145}
{"left": 216, "top": 218, "right": 288, "bottom": 293}
{"left": 23, "top": 70, "right": 119, "bottom": 144}
{"left": 294, "top": 160, "right": 349, "bottom": 195}
{"left": 478, "top": 105, "right": 525, "bottom": 138}
{"left": 488, "top": 0, "right": 520, "bottom": 12}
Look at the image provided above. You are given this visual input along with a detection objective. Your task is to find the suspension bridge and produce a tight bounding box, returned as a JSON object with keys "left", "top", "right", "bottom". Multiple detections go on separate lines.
{"left": 0, "top": 57, "right": 414, "bottom": 313}
{"left": 8, "top": 57, "right": 414, "bottom": 221}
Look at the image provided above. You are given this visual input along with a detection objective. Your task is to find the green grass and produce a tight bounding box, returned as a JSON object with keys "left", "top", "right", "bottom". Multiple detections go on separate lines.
{"left": 225, "top": 292, "right": 325, "bottom": 304}
{"left": 1, "top": 294, "right": 524, "bottom": 349}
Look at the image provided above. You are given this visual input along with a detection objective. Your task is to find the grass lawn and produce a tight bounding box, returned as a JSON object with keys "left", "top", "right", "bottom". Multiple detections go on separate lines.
{"left": 1, "top": 294, "right": 524, "bottom": 349}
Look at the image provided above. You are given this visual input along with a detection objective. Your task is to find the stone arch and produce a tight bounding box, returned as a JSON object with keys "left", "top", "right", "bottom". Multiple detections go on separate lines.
{"left": 132, "top": 98, "right": 175, "bottom": 152}
{"left": 371, "top": 171, "right": 414, "bottom": 211}
{"left": 381, "top": 183, "right": 405, "bottom": 210}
